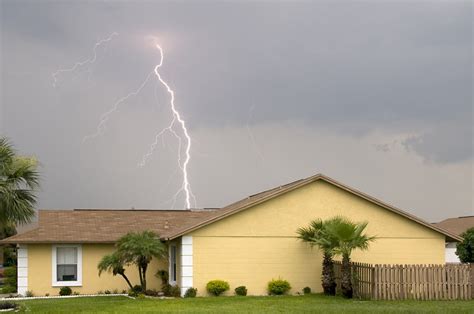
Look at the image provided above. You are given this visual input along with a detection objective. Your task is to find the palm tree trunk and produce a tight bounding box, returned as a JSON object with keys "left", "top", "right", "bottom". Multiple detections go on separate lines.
{"left": 321, "top": 251, "right": 336, "bottom": 295}
{"left": 142, "top": 263, "right": 148, "bottom": 291}
{"left": 138, "top": 266, "right": 144, "bottom": 290}
{"left": 119, "top": 272, "right": 134, "bottom": 290}
{"left": 341, "top": 254, "right": 353, "bottom": 298}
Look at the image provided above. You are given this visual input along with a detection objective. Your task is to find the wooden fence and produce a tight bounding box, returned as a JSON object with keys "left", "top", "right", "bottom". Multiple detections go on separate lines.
{"left": 334, "top": 261, "right": 473, "bottom": 300}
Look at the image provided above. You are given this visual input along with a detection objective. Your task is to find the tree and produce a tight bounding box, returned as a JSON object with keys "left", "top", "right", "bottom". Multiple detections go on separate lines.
{"left": 116, "top": 231, "right": 167, "bottom": 291}
{"left": 297, "top": 219, "right": 338, "bottom": 295}
{"left": 456, "top": 227, "right": 474, "bottom": 263}
{"left": 0, "top": 137, "right": 39, "bottom": 227}
{"left": 324, "top": 216, "right": 376, "bottom": 298}
{"left": 98, "top": 252, "right": 134, "bottom": 290}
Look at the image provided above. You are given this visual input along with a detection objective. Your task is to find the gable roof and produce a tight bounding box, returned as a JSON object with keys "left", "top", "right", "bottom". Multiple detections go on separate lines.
{"left": 0, "top": 173, "right": 462, "bottom": 244}
{"left": 0, "top": 209, "right": 216, "bottom": 244}
{"left": 166, "top": 174, "right": 462, "bottom": 242}
{"left": 433, "top": 216, "right": 474, "bottom": 236}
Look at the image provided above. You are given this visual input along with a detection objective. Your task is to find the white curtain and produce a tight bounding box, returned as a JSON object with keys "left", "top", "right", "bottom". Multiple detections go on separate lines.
{"left": 56, "top": 247, "right": 77, "bottom": 281}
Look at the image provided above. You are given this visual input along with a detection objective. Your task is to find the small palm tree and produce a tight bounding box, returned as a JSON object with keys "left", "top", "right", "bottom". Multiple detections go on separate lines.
{"left": 98, "top": 252, "right": 134, "bottom": 290}
{"left": 0, "top": 137, "right": 39, "bottom": 227}
{"left": 325, "top": 216, "right": 376, "bottom": 298}
{"left": 117, "top": 231, "right": 167, "bottom": 291}
{"left": 297, "top": 219, "right": 338, "bottom": 295}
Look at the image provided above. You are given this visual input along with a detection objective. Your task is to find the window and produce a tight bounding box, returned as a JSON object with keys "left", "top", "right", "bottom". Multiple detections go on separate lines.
{"left": 169, "top": 245, "right": 177, "bottom": 284}
{"left": 57, "top": 247, "right": 77, "bottom": 281}
{"left": 52, "top": 245, "right": 82, "bottom": 286}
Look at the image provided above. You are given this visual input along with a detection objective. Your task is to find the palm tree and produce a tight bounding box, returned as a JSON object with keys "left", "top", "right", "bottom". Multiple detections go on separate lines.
{"left": 297, "top": 219, "right": 338, "bottom": 295}
{"left": 117, "top": 231, "right": 167, "bottom": 291}
{"left": 98, "top": 252, "right": 134, "bottom": 290}
{"left": 325, "top": 216, "right": 376, "bottom": 298}
{"left": 0, "top": 137, "right": 39, "bottom": 228}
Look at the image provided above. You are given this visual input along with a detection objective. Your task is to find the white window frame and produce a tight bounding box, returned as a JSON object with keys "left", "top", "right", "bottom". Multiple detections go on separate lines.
{"left": 169, "top": 244, "right": 177, "bottom": 285}
{"left": 52, "top": 244, "right": 82, "bottom": 287}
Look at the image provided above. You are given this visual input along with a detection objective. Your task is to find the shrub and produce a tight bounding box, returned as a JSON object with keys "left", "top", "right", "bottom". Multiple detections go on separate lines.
{"left": 3, "top": 247, "right": 16, "bottom": 267}
{"left": 113, "top": 289, "right": 119, "bottom": 294}
{"left": 73, "top": 291, "right": 80, "bottom": 295}
{"left": 132, "top": 285, "right": 143, "bottom": 294}
{"left": 268, "top": 278, "right": 291, "bottom": 295}
{"left": 0, "top": 301, "right": 18, "bottom": 310}
{"left": 303, "top": 287, "right": 311, "bottom": 294}
{"left": 128, "top": 285, "right": 144, "bottom": 297}
{"left": 104, "top": 290, "right": 111, "bottom": 294}
{"left": 25, "top": 290, "right": 34, "bottom": 297}
{"left": 1, "top": 267, "right": 17, "bottom": 294}
{"left": 45, "top": 293, "right": 50, "bottom": 297}
{"left": 456, "top": 227, "right": 474, "bottom": 263}
{"left": 206, "top": 280, "right": 230, "bottom": 296}
{"left": 234, "top": 286, "right": 247, "bottom": 296}
{"left": 184, "top": 287, "right": 197, "bottom": 298}
{"left": 161, "top": 283, "right": 180, "bottom": 297}
{"left": 59, "top": 286, "right": 72, "bottom": 296}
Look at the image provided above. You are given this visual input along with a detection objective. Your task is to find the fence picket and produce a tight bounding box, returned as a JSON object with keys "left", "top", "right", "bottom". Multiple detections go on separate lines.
{"left": 332, "top": 261, "right": 472, "bottom": 301}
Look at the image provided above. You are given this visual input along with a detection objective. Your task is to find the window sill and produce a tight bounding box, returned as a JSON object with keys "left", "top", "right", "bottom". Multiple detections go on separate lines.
{"left": 52, "top": 281, "right": 82, "bottom": 287}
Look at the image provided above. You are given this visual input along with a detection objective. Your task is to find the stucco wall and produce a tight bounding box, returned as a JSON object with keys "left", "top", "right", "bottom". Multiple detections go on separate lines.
{"left": 190, "top": 180, "right": 446, "bottom": 296}
{"left": 27, "top": 244, "right": 168, "bottom": 295}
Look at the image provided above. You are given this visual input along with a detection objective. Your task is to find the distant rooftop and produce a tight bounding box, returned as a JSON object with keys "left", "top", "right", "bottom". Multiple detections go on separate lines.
{"left": 433, "top": 216, "right": 474, "bottom": 236}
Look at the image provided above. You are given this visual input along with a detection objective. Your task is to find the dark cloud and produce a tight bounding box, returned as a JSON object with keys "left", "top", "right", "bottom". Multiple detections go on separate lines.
{"left": 403, "top": 122, "right": 473, "bottom": 164}
{"left": 0, "top": 0, "right": 472, "bottom": 221}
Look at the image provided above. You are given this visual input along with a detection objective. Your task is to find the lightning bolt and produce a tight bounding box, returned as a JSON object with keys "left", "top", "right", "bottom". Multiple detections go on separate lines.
{"left": 82, "top": 38, "right": 195, "bottom": 209}
{"left": 82, "top": 72, "right": 154, "bottom": 141}
{"left": 139, "top": 43, "right": 195, "bottom": 209}
{"left": 52, "top": 32, "right": 118, "bottom": 88}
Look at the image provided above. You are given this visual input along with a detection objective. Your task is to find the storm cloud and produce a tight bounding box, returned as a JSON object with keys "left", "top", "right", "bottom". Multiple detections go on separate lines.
{"left": 1, "top": 0, "right": 472, "bottom": 222}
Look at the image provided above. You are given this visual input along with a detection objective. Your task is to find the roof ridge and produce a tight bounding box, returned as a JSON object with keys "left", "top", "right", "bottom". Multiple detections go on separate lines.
{"left": 167, "top": 173, "right": 462, "bottom": 242}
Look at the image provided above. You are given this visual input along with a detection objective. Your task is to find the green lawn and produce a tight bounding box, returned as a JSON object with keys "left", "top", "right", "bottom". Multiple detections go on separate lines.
{"left": 14, "top": 294, "right": 474, "bottom": 313}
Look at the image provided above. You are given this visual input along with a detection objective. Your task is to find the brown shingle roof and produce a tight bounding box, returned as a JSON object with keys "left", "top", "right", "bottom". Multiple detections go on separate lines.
{"left": 0, "top": 209, "right": 216, "bottom": 244}
{"left": 0, "top": 173, "right": 462, "bottom": 244}
{"left": 433, "top": 216, "right": 474, "bottom": 236}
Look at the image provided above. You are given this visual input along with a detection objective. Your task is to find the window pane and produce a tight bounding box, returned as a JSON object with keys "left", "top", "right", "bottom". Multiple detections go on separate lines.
{"left": 57, "top": 265, "right": 77, "bottom": 281}
{"left": 171, "top": 246, "right": 176, "bottom": 281}
{"left": 57, "top": 247, "right": 77, "bottom": 264}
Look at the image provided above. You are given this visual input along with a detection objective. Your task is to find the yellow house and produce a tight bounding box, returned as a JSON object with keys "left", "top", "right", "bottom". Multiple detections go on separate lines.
{"left": 1, "top": 174, "right": 461, "bottom": 296}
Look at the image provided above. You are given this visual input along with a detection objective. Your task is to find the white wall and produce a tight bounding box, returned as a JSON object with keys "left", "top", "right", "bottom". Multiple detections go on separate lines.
{"left": 445, "top": 242, "right": 460, "bottom": 263}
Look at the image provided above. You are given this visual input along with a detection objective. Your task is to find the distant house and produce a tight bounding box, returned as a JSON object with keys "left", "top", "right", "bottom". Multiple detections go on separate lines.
{"left": 433, "top": 216, "right": 474, "bottom": 263}
{"left": 0, "top": 174, "right": 461, "bottom": 296}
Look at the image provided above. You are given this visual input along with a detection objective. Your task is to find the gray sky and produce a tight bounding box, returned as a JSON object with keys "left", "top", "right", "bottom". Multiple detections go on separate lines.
{"left": 0, "top": 0, "right": 472, "bottom": 222}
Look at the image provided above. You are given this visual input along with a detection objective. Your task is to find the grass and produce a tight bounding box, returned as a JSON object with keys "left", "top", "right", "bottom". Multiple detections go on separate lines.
{"left": 14, "top": 294, "right": 474, "bottom": 313}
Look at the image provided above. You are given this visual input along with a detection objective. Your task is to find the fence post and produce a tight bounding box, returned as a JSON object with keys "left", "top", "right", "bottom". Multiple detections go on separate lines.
{"left": 372, "top": 265, "right": 376, "bottom": 300}
{"left": 470, "top": 263, "right": 474, "bottom": 300}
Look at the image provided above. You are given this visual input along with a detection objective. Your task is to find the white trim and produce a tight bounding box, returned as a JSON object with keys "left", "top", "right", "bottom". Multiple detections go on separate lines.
{"left": 1, "top": 294, "right": 131, "bottom": 301}
{"left": 180, "top": 236, "right": 193, "bottom": 296}
{"left": 51, "top": 244, "right": 82, "bottom": 287}
{"left": 17, "top": 245, "right": 28, "bottom": 295}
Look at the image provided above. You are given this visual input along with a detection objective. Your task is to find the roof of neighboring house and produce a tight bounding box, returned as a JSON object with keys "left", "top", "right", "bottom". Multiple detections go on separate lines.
{"left": 0, "top": 173, "right": 463, "bottom": 244}
{"left": 433, "top": 216, "right": 474, "bottom": 236}
{"left": 0, "top": 209, "right": 216, "bottom": 244}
